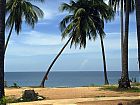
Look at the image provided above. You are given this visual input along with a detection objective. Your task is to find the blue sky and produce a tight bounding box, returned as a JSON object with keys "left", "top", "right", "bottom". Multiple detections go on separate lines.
{"left": 5, "top": 0, "right": 139, "bottom": 72}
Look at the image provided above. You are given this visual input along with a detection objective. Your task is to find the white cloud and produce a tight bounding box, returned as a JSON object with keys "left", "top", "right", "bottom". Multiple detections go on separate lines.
{"left": 39, "top": 5, "right": 67, "bottom": 20}
{"left": 6, "top": 30, "right": 138, "bottom": 57}
{"left": 43, "top": 9, "right": 66, "bottom": 20}
{"left": 20, "top": 31, "right": 65, "bottom": 46}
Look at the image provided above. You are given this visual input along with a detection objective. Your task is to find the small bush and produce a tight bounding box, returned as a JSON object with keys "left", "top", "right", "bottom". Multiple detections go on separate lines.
{"left": 10, "top": 82, "right": 20, "bottom": 88}
{"left": 0, "top": 97, "right": 6, "bottom": 105}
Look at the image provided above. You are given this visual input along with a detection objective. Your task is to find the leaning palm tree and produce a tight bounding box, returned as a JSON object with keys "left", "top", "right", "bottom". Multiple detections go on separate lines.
{"left": 0, "top": 0, "right": 6, "bottom": 99}
{"left": 40, "top": 0, "right": 114, "bottom": 87}
{"left": 135, "top": 0, "right": 140, "bottom": 70}
{"left": 5, "top": 0, "right": 44, "bottom": 54}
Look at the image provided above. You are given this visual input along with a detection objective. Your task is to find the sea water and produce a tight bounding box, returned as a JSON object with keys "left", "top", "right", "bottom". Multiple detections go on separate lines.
{"left": 5, "top": 71, "right": 140, "bottom": 87}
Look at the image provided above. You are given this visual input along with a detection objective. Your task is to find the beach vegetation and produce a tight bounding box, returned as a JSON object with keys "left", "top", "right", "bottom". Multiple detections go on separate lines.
{"left": 101, "top": 85, "right": 140, "bottom": 92}
{"left": 10, "top": 82, "right": 20, "bottom": 88}
{"left": 0, "top": 97, "right": 6, "bottom": 105}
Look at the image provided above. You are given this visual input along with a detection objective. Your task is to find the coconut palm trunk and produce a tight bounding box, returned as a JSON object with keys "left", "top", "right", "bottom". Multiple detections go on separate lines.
{"left": 0, "top": 0, "right": 6, "bottom": 99}
{"left": 99, "top": 34, "right": 109, "bottom": 85}
{"left": 4, "top": 23, "right": 14, "bottom": 54}
{"left": 136, "top": 0, "right": 140, "bottom": 70}
{"left": 40, "top": 36, "right": 72, "bottom": 87}
{"left": 121, "top": 0, "right": 124, "bottom": 71}
{"left": 119, "top": 0, "right": 131, "bottom": 88}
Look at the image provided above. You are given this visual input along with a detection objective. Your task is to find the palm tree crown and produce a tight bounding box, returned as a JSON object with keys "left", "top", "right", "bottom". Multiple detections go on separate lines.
{"left": 60, "top": 0, "right": 114, "bottom": 48}
{"left": 4, "top": 0, "right": 44, "bottom": 53}
{"left": 6, "top": 0, "right": 44, "bottom": 34}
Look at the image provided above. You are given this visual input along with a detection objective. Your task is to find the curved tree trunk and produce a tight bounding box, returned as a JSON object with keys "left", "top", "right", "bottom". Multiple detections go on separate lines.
{"left": 0, "top": 0, "right": 6, "bottom": 99}
{"left": 119, "top": 0, "right": 131, "bottom": 88}
{"left": 40, "top": 36, "right": 72, "bottom": 87}
{"left": 99, "top": 34, "right": 109, "bottom": 85}
{"left": 4, "top": 23, "right": 14, "bottom": 54}
{"left": 135, "top": 0, "right": 140, "bottom": 70}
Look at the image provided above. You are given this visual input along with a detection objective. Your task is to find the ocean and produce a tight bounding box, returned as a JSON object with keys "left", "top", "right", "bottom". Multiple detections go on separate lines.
{"left": 4, "top": 71, "right": 140, "bottom": 87}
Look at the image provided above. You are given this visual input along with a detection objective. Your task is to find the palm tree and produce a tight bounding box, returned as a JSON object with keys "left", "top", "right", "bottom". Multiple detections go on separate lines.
{"left": 40, "top": 35, "right": 73, "bottom": 87}
{"left": 0, "top": 0, "right": 6, "bottom": 99}
{"left": 119, "top": 0, "right": 131, "bottom": 88}
{"left": 5, "top": 0, "right": 44, "bottom": 54}
{"left": 40, "top": 0, "right": 114, "bottom": 87}
{"left": 0, "top": 0, "right": 43, "bottom": 99}
{"left": 109, "top": 0, "right": 135, "bottom": 88}
{"left": 135, "top": 0, "right": 140, "bottom": 70}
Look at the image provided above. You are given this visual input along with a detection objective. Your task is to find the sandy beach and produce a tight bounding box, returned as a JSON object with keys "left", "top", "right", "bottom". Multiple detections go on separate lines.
{"left": 5, "top": 86, "right": 140, "bottom": 105}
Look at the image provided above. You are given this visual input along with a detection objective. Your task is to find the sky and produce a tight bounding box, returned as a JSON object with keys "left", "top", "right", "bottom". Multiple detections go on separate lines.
{"left": 5, "top": 0, "right": 139, "bottom": 72}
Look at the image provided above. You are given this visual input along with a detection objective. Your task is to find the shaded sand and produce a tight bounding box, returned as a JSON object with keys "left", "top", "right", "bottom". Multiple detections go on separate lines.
{"left": 7, "top": 96, "right": 140, "bottom": 105}
{"left": 77, "top": 100, "right": 139, "bottom": 105}
{"left": 5, "top": 87, "right": 140, "bottom": 105}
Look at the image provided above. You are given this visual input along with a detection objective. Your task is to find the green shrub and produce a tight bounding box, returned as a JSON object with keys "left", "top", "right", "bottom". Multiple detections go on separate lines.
{"left": 0, "top": 97, "right": 6, "bottom": 105}
{"left": 10, "top": 82, "right": 20, "bottom": 88}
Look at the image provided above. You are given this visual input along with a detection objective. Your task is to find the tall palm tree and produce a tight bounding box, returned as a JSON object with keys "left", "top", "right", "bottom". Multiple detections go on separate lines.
{"left": 40, "top": 0, "right": 114, "bottom": 87}
{"left": 109, "top": 0, "right": 135, "bottom": 88}
{"left": 119, "top": 0, "right": 131, "bottom": 88}
{"left": 0, "top": 0, "right": 43, "bottom": 99}
{"left": 135, "top": 0, "right": 140, "bottom": 70}
{"left": 5, "top": 0, "right": 44, "bottom": 54}
{"left": 0, "top": 0, "right": 6, "bottom": 99}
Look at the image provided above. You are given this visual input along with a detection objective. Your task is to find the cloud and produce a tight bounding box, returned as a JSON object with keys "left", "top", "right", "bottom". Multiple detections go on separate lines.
{"left": 35, "top": 2, "right": 67, "bottom": 21}
{"left": 20, "top": 31, "right": 64, "bottom": 46}
{"left": 6, "top": 30, "right": 137, "bottom": 57}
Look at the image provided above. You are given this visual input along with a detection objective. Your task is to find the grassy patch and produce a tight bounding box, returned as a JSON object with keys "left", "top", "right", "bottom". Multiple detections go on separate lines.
{"left": 101, "top": 85, "right": 140, "bottom": 92}
{"left": 6, "top": 96, "right": 18, "bottom": 103}
{"left": 0, "top": 96, "right": 19, "bottom": 103}
{"left": 5, "top": 95, "right": 46, "bottom": 103}
{"left": 131, "top": 82, "right": 140, "bottom": 87}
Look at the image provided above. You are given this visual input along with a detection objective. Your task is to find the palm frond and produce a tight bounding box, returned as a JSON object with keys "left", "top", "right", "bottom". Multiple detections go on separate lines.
{"left": 6, "top": 0, "right": 44, "bottom": 35}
